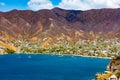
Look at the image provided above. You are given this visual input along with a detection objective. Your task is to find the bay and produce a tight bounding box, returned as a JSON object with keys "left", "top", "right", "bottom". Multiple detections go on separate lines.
{"left": 0, "top": 54, "right": 110, "bottom": 80}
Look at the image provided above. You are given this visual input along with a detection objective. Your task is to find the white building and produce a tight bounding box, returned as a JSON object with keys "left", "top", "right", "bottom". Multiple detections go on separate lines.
{"left": 109, "top": 75, "right": 118, "bottom": 80}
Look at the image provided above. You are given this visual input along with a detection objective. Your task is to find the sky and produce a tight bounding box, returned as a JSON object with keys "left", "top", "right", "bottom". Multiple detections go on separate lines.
{"left": 0, "top": 0, "right": 120, "bottom": 12}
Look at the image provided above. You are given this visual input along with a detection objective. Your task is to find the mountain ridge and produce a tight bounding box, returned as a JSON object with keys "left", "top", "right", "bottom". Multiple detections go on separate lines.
{"left": 0, "top": 7, "right": 120, "bottom": 44}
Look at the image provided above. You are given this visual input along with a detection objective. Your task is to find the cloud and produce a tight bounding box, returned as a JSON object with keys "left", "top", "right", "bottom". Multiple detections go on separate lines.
{"left": 28, "top": 0, "right": 54, "bottom": 11}
{"left": 58, "top": 0, "right": 120, "bottom": 10}
{"left": 0, "top": 2, "right": 5, "bottom": 6}
{"left": 28, "top": 0, "right": 120, "bottom": 11}
{"left": 57, "top": 0, "right": 89, "bottom": 10}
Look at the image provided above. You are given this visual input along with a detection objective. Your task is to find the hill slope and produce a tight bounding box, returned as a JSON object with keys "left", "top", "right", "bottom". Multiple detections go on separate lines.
{"left": 0, "top": 8, "right": 120, "bottom": 43}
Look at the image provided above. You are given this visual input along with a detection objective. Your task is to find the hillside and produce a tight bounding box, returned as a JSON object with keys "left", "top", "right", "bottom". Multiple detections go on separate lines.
{"left": 0, "top": 41, "right": 17, "bottom": 52}
{"left": 0, "top": 7, "right": 120, "bottom": 44}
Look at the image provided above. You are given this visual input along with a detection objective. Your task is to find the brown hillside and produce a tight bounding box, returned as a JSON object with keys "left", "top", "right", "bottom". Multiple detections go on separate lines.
{"left": 0, "top": 8, "right": 120, "bottom": 43}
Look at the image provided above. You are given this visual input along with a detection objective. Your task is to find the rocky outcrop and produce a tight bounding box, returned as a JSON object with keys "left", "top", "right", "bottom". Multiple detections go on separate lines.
{"left": 107, "top": 56, "right": 120, "bottom": 72}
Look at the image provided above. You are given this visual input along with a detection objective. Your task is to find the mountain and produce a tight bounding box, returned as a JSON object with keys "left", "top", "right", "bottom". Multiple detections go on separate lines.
{"left": 0, "top": 7, "right": 120, "bottom": 43}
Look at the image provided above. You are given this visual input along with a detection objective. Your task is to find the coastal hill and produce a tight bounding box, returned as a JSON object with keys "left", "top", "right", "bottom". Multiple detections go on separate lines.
{"left": 0, "top": 41, "right": 17, "bottom": 52}
{"left": 0, "top": 7, "right": 120, "bottom": 44}
{"left": 1, "top": 7, "right": 120, "bottom": 79}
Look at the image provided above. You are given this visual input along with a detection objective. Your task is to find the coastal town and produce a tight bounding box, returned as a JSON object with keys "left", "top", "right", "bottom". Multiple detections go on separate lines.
{"left": 0, "top": 38, "right": 120, "bottom": 58}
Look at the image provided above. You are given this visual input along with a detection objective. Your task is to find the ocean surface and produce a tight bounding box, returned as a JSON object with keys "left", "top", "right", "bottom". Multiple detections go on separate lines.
{"left": 0, "top": 54, "right": 110, "bottom": 80}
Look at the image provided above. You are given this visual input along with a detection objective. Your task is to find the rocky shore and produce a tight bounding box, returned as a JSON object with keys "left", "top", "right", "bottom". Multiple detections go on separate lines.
{"left": 95, "top": 56, "right": 120, "bottom": 80}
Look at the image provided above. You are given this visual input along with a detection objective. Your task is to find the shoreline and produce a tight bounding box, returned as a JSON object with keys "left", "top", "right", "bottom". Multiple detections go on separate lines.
{"left": 0, "top": 53, "right": 111, "bottom": 59}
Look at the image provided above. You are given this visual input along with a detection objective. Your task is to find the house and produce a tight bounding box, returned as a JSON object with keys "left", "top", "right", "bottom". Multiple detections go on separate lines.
{"left": 109, "top": 74, "right": 118, "bottom": 80}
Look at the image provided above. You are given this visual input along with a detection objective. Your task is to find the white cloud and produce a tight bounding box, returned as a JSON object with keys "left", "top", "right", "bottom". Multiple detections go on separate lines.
{"left": 28, "top": 0, "right": 54, "bottom": 11}
{"left": 58, "top": 0, "right": 120, "bottom": 10}
{"left": 27, "top": 0, "right": 120, "bottom": 11}
{"left": 57, "top": 0, "right": 89, "bottom": 10}
{"left": 0, "top": 2, "right": 5, "bottom": 6}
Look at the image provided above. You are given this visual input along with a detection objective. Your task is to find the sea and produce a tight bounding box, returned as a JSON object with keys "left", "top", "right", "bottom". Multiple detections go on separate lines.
{"left": 0, "top": 54, "right": 110, "bottom": 80}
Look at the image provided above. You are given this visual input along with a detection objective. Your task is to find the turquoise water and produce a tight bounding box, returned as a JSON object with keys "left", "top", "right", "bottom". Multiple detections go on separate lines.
{"left": 0, "top": 54, "right": 110, "bottom": 80}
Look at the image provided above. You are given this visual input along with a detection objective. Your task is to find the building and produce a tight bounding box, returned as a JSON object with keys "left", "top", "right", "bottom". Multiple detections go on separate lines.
{"left": 109, "top": 74, "right": 118, "bottom": 80}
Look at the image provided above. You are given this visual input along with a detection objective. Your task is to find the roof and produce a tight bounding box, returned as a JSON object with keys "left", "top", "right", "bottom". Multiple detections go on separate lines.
{"left": 110, "top": 74, "right": 117, "bottom": 78}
